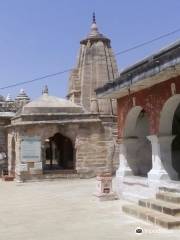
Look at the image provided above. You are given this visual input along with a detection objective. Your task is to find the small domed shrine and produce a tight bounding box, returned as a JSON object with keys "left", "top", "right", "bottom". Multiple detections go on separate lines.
{"left": 7, "top": 86, "right": 118, "bottom": 181}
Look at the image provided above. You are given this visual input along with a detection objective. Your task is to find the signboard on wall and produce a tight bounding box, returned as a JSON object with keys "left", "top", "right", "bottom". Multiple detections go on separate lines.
{"left": 21, "top": 137, "right": 41, "bottom": 162}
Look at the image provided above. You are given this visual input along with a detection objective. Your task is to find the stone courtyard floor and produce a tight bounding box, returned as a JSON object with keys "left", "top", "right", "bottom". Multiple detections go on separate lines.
{"left": 0, "top": 178, "right": 179, "bottom": 240}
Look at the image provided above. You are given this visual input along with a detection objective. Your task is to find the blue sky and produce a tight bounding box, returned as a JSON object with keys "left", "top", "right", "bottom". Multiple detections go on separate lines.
{"left": 0, "top": 0, "right": 180, "bottom": 100}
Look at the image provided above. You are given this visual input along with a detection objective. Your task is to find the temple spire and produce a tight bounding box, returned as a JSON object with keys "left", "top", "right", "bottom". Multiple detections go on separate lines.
{"left": 89, "top": 12, "right": 100, "bottom": 38}
{"left": 15, "top": 88, "right": 30, "bottom": 102}
{"left": 92, "top": 12, "right": 96, "bottom": 24}
{"left": 6, "top": 93, "right": 13, "bottom": 102}
{"left": 42, "top": 85, "right": 49, "bottom": 95}
{"left": 68, "top": 15, "right": 118, "bottom": 114}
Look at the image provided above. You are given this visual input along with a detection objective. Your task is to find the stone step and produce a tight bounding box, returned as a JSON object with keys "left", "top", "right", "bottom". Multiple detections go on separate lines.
{"left": 139, "top": 198, "right": 180, "bottom": 216}
{"left": 1, "top": 175, "right": 14, "bottom": 181}
{"left": 25, "top": 173, "right": 79, "bottom": 182}
{"left": 156, "top": 191, "right": 180, "bottom": 204}
{"left": 159, "top": 186, "right": 180, "bottom": 193}
{"left": 122, "top": 204, "right": 180, "bottom": 229}
{"left": 38, "top": 170, "right": 79, "bottom": 180}
{"left": 42, "top": 173, "right": 79, "bottom": 179}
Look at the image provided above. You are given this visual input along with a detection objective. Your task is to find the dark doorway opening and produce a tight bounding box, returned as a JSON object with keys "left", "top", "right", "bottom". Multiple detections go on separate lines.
{"left": 11, "top": 137, "right": 16, "bottom": 175}
{"left": 44, "top": 133, "right": 74, "bottom": 171}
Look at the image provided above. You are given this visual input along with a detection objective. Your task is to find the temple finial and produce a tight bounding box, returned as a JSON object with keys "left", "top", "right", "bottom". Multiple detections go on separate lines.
{"left": 92, "top": 12, "right": 96, "bottom": 23}
{"left": 6, "top": 93, "right": 13, "bottom": 102}
{"left": 42, "top": 85, "right": 49, "bottom": 95}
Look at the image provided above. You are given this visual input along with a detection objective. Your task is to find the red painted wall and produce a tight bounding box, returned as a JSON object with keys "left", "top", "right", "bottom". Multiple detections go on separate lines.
{"left": 117, "top": 76, "right": 180, "bottom": 138}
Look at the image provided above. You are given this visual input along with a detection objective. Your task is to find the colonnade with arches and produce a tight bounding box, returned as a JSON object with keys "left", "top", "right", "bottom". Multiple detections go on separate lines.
{"left": 117, "top": 94, "right": 180, "bottom": 182}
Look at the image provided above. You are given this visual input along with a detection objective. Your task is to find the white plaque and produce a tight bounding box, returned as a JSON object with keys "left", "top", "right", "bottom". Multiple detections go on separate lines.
{"left": 21, "top": 137, "right": 41, "bottom": 162}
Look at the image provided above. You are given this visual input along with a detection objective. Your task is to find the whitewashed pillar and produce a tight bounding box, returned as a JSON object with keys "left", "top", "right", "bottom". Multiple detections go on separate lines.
{"left": 147, "top": 135, "right": 169, "bottom": 182}
{"left": 116, "top": 142, "right": 132, "bottom": 178}
{"left": 159, "top": 135, "right": 178, "bottom": 180}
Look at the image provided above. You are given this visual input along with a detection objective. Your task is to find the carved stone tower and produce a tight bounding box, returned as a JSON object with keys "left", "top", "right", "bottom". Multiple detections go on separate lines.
{"left": 67, "top": 13, "right": 119, "bottom": 114}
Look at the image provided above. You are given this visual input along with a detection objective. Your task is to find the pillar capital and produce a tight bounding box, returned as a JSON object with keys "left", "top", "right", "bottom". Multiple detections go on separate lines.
{"left": 147, "top": 135, "right": 159, "bottom": 143}
{"left": 158, "top": 135, "right": 176, "bottom": 144}
{"left": 147, "top": 135, "right": 175, "bottom": 144}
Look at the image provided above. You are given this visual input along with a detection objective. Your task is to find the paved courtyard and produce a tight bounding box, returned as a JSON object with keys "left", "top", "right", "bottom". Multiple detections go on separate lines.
{"left": 0, "top": 178, "right": 179, "bottom": 240}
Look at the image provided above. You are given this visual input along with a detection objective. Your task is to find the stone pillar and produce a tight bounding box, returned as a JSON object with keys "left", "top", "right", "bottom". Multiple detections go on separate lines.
{"left": 111, "top": 99, "right": 117, "bottom": 115}
{"left": 116, "top": 142, "right": 132, "bottom": 178}
{"left": 159, "top": 135, "right": 178, "bottom": 180}
{"left": 52, "top": 142, "right": 56, "bottom": 163}
{"left": 147, "top": 135, "right": 169, "bottom": 182}
{"left": 90, "top": 98, "right": 99, "bottom": 113}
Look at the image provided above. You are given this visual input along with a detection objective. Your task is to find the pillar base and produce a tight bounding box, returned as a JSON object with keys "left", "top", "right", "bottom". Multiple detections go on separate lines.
{"left": 116, "top": 167, "right": 132, "bottom": 178}
{"left": 148, "top": 169, "right": 169, "bottom": 181}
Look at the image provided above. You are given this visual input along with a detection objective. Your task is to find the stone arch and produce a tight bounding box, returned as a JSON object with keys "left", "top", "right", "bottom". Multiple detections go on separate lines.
{"left": 159, "top": 94, "right": 180, "bottom": 135}
{"left": 123, "top": 106, "right": 152, "bottom": 176}
{"left": 124, "top": 106, "right": 144, "bottom": 137}
{"left": 42, "top": 125, "right": 77, "bottom": 146}
{"left": 159, "top": 94, "right": 180, "bottom": 180}
{"left": 44, "top": 132, "right": 74, "bottom": 171}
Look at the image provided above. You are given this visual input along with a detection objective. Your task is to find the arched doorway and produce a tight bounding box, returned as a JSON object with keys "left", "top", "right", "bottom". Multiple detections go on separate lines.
{"left": 123, "top": 106, "right": 152, "bottom": 176}
{"left": 44, "top": 133, "right": 74, "bottom": 171}
{"left": 172, "top": 104, "right": 180, "bottom": 178}
{"left": 159, "top": 94, "right": 180, "bottom": 180}
{"left": 11, "top": 137, "right": 16, "bottom": 175}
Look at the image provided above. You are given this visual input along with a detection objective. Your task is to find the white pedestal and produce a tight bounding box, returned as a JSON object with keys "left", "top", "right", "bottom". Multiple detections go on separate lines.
{"left": 147, "top": 135, "right": 169, "bottom": 183}
{"left": 116, "top": 143, "right": 132, "bottom": 178}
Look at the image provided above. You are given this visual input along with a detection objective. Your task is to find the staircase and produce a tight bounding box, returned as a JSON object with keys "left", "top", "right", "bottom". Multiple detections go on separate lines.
{"left": 122, "top": 187, "right": 180, "bottom": 229}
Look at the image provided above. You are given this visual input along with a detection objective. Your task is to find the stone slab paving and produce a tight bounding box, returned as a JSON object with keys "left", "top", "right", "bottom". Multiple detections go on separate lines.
{"left": 0, "top": 178, "right": 179, "bottom": 240}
